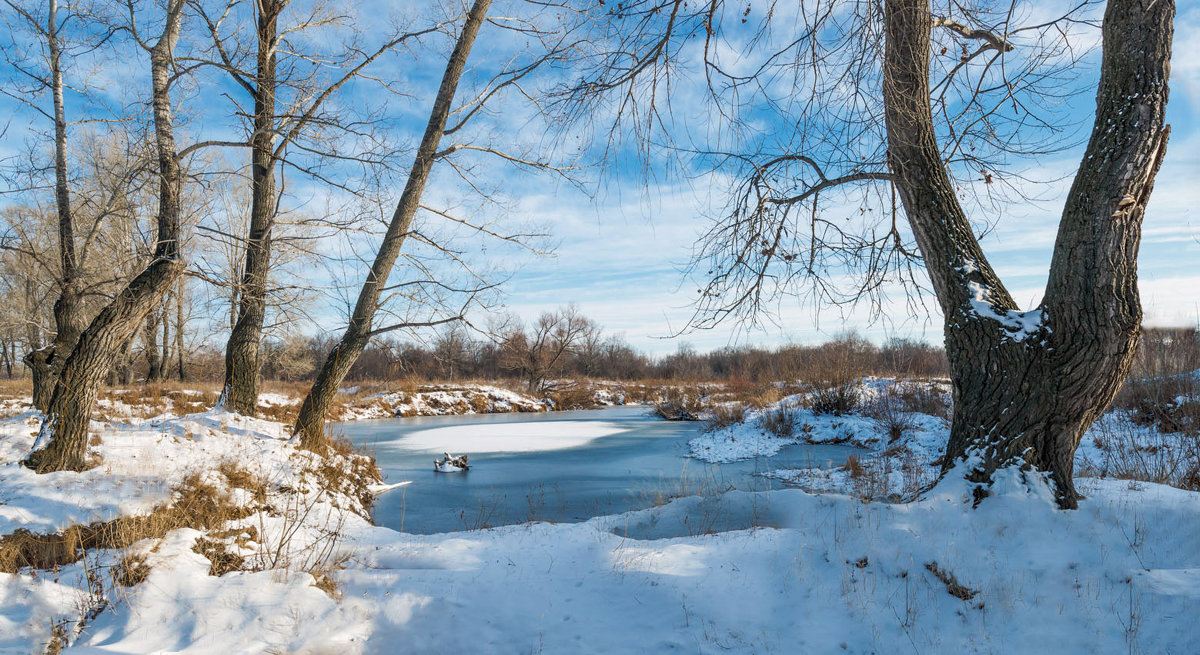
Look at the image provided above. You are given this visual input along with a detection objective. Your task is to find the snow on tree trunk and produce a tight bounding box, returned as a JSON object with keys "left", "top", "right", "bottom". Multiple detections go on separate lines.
{"left": 882, "top": 0, "right": 1173, "bottom": 507}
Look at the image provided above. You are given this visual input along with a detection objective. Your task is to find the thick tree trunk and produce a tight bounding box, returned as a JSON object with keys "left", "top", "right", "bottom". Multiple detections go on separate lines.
{"left": 293, "top": 0, "right": 493, "bottom": 447}
{"left": 25, "top": 0, "right": 85, "bottom": 412}
{"left": 882, "top": 0, "right": 1173, "bottom": 506}
{"left": 221, "top": 0, "right": 281, "bottom": 416}
{"left": 25, "top": 1, "right": 187, "bottom": 473}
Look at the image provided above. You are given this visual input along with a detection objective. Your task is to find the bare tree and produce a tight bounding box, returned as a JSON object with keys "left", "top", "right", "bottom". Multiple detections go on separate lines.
{"left": 290, "top": 0, "right": 583, "bottom": 446}
{"left": 0, "top": 0, "right": 118, "bottom": 408}
{"left": 26, "top": 0, "right": 188, "bottom": 472}
{"left": 500, "top": 306, "right": 595, "bottom": 392}
{"left": 290, "top": 0, "right": 495, "bottom": 447}
{"left": 186, "top": 0, "right": 439, "bottom": 415}
{"left": 882, "top": 0, "right": 1172, "bottom": 506}
{"left": 563, "top": 0, "right": 1175, "bottom": 506}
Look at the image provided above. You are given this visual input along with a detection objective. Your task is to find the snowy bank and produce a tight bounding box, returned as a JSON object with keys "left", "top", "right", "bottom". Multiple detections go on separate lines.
{"left": 1, "top": 381, "right": 1199, "bottom": 653}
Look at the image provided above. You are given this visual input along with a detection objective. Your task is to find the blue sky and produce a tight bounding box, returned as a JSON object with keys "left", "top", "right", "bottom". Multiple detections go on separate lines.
{"left": 1, "top": 0, "right": 1197, "bottom": 357}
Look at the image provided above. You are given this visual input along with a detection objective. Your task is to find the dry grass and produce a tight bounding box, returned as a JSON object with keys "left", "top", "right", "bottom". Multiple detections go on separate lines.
{"left": 0, "top": 377, "right": 31, "bottom": 399}
{"left": 1084, "top": 418, "right": 1200, "bottom": 491}
{"left": 925, "top": 561, "right": 980, "bottom": 602}
{"left": 113, "top": 553, "right": 151, "bottom": 587}
{"left": 312, "top": 433, "right": 383, "bottom": 511}
{"left": 864, "top": 393, "right": 918, "bottom": 442}
{"left": 758, "top": 405, "right": 800, "bottom": 438}
{"left": 652, "top": 388, "right": 705, "bottom": 421}
{"left": 1116, "top": 375, "right": 1200, "bottom": 436}
{"left": 844, "top": 454, "right": 866, "bottom": 479}
{"left": 809, "top": 381, "right": 862, "bottom": 416}
{"left": 704, "top": 403, "right": 747, "bottom": 431}
{"left": 0, "top": 472, "right": 248, "bottom": 574}
{"left": 895, "top": 382, "right": 952, "bottom": 419}
{"left": 545, "top": 380, "right": 603, "bottom": 410}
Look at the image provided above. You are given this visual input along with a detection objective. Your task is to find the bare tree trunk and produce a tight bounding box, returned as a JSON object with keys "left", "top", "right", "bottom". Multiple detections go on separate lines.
{"left": 143, "top": 311, "right": 162, "bottom": 382}
{"left": 24, "top": 0, "right": 85, "bottom": 411}
{"left": 221, "top": 0, "right": 282, "bottom": 416}
{"left": 882, "top": 0, "right": 1173, "bottom": 507}
{"left": 176, "top": 274, "right": 186, "bottom": 381}
{"left": 160, "top": 303, "right": 171, "bottom": 380}
{"left": 293, "top": 0, "right": 493, "bottom": 447}
{"left": 25, "top": 0, "right": 187, "bottom": 472}
{"left": 1, "top": 338, "right": 10, "bottom": 378}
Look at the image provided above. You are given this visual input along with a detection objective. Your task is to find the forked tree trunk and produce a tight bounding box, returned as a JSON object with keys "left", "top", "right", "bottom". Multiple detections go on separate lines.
{"left": 25, "top": 0, "right": 86, "bottom": 412}
{"left": 25, "top": 0, "right": 187, "bottom": 473}
{"left": 882, "top": 0, "right": 1173, "bottom": 507}
{"left": 293, "top": 0, "right": 493, "bottom": 447}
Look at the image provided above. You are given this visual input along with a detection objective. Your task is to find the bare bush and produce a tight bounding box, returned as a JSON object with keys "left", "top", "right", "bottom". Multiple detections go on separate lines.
{"left": 810, "top": 382, "right": 862, "bottom": 416}
{"left": 704, "top": 403, "right": 746, "bottom": 431}
{"left": 1083, "top": 419, "right": 1200, "bottom": 491}
{"left": 652, "top": 388, "right": 704, "bottom": 421}
{"left": 1115, "top": 375, "right": 1200, "bottom": 436}
{"left": 758, "top": 406, "right": 800, "bottom": 438}
{"left": 864, "top": 393, "right": 917, "bottom": 442}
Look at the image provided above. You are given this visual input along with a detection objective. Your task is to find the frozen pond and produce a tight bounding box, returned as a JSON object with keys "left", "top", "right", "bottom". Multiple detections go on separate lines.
{"left": 339, "top": 405, "right": 858, "bottom": 534}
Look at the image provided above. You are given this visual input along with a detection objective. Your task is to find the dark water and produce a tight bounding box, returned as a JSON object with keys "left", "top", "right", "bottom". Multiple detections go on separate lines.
{"left": 338, "top": 406, "right": 857, "bottom": 534}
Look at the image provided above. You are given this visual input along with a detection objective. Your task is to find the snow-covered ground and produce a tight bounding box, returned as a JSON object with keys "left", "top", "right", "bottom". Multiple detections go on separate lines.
{"left": 1, "top": 378, "right": 1199, "bottom": 653}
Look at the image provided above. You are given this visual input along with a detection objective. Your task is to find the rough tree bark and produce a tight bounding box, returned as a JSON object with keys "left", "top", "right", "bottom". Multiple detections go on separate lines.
{"left": 220, "top": 0, "right": 282, "bottom": 416}
{"left": 143, "top": 310, "right": 162, "bottom": 382}
{"left": 882, "top": 0, "right": 1173, "bottom": 507}
{"left": 25, "top": 0, "right": 187, "bottom": 472}
{"left": 24, "top": 0, "right": 86, "bottom": 411}
{"left": 175, "top": 274, "right": 186, "bottom": 380}
{"left": 292, "top": 0, "right": 494, "bottom": 447}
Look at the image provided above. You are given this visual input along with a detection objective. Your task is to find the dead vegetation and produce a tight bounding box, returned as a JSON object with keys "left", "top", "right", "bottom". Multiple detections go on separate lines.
{"left": 0, "top": 472, "right": 248, "bottom": 574}
{"left": 925, "top": 561, "right": 980, "bottom": 602}
{"left": 652, "top": 388, "right": 705, "bottom": 421}
{"left": 703, "top": 403, "right": 747, "bottom": 431}
{"left": 758, "top": 405, "right": 800, "bottom": 438}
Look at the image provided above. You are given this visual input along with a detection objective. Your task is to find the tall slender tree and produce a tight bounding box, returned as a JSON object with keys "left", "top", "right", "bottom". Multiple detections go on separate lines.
{"left": 1, "top": 0, "right": 97, "bottom": 409}
{"left": 292, "top": 0, "right": 494, "bottom": 447}
{"left": 192, "top": 0, "right": 437, "bottom": 415}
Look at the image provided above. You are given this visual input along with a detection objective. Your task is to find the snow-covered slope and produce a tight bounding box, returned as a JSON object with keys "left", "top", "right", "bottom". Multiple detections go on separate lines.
{"left": 1, "top": 382, "right": 1198, "bottom": 653}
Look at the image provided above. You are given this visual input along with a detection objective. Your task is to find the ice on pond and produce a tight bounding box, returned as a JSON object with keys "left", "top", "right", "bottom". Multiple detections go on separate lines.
{"left": 391, "top": 420, "right": 629, "bottom": 453}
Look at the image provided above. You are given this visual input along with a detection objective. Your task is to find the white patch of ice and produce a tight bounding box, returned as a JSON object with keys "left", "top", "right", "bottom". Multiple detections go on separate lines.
{"left": 393, "top": 421, "right": 628, "bottom": 454}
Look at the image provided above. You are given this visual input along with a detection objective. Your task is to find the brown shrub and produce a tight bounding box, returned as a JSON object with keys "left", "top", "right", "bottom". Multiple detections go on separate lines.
{"left": 546, "top": 381, "right": 600, "bottom": 410}
{"left": 652, "top": 388, "right": 704, "bottom": 421}
{"left": 704, "top": 403, "right": 747, "bottom": 431}
{"left": 896, "top": 382, "right": 951, "bottom": 419}
{"left": 758, "top": 405, "right": 799, "bottom": 438}
{"left": 809, "top": 381, "right": 862, "bottom": 416}
{"left": 864, "top": 393, "right": 918, "bottom": 441}
{"left": 1116, "top": 375, "right": 1200, "bottom": 435}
